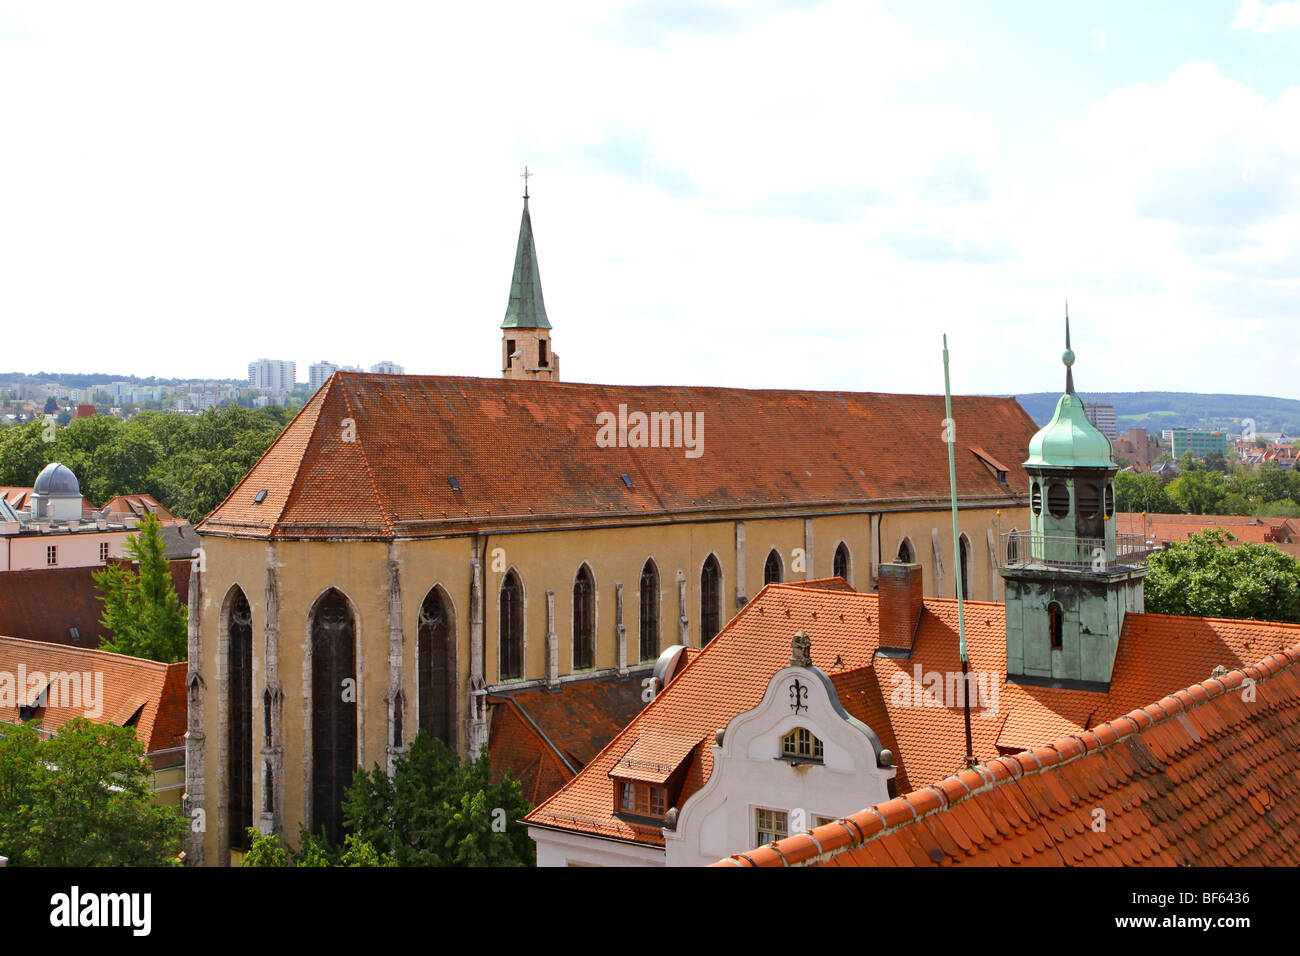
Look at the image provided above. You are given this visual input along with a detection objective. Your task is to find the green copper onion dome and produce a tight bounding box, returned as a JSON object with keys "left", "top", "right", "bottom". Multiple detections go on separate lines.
{"left": 1024, "top": 313, "right": 1115, "bottom": 468}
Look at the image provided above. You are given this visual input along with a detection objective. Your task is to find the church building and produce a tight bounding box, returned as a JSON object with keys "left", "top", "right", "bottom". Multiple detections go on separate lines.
{"left": 185, "top": 189, "right": 1039, "bottom": 866}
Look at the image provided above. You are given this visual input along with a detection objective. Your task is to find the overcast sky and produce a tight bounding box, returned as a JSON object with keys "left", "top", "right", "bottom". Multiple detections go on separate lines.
{"left": 1, "top": 1, "right": 1298, "bottom": 398}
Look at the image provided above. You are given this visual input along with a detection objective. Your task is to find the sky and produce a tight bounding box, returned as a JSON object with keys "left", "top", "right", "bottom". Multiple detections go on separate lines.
{"left": 1, "top": 1, "right": 1298, "bottom": 398}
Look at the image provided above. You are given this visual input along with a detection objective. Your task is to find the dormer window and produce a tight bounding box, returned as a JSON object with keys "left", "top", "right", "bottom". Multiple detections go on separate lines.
{"left": 781, "top": 727, "right": 824, "bottom": 763}
{"left": 615, "top": 781, "right": 666, "bottom": 819}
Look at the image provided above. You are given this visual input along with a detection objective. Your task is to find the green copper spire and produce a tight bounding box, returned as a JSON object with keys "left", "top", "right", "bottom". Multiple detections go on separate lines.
{"left": 1024, "top": 311, "right": 1114, "bottom": 468}
{"left": 501, "top": 171, "right": 551, "bottom": 330}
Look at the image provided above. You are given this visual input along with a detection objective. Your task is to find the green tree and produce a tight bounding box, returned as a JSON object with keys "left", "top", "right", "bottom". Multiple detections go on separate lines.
{"left": 241, "top": 829, "right": 395, "bottom": 867}
{"left": 94, "top": 513, "right": 188, "bottom": 662}
{"left": 1145, "top": 530, "right": 1300, "bottom": 623}
{"left": 1114, "top": 470, "right": 1180, "bottom": 513}
{"left": 342, "top": 732, "right": 535, "bottom": 866}
{"left": 1169, "top": 469, "right": 1228, "bottom": 515}
{"left": 43, "top": 396, "right": 57, "bottom": 414}
{"left": 0, "top": 419, "right": 56, "bottom": 486}
{"left": 0, "top": 718, "right": 186, "bottom": 865}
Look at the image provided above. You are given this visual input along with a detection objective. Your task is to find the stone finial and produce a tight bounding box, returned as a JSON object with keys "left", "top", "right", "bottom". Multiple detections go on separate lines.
{"left": 790, "top": 630, "right": 812, "bottom": 668}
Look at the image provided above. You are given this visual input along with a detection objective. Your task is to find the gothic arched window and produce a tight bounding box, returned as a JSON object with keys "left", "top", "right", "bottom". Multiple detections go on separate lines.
{"left": 500, "top": 570, "right": 523, "bottom": 681}
{"left": 639, "top": 559, "right": 660, "bottom": 662}
{"left": 573, "top": 564, "right": 595, "bottom": 670}
{"left": 226, "top": 587, "right": 253, "bottom": 852}
{"left": 701, "top": 554, "right": 722, "bottom": 646}
{"left": 958, "top": 535, "right": 971, "bottom": 600}
{"left": 311, "top": 589, "right": 356, "bottom": 846}
{"left": 764, "top": 549, "right": 783, "bottom": 585}
{"left": 418, "top": 587, "right": 454, "bottom": 748}
{"left": 833, "top": 542, "right": 850, "bottom": 583}
{"left": 897, "top": 537, "right": 915, "bottom": 564}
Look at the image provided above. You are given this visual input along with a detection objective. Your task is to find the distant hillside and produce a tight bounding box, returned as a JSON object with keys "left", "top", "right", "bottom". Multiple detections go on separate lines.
{"left": 1010, "top": 392, "right": 1300, "bottom": 433}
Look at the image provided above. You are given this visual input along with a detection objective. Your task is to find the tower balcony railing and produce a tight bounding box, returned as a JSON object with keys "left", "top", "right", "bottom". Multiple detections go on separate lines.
{"left": 999, "top": 531, "right": 1152, "bottom": 572}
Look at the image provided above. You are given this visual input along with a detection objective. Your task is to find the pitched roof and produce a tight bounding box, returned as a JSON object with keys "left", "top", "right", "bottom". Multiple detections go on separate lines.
{"left": 198, "top": 374, "right": 1038, "bottom": 539}
{"left": 101, "top": 494, "right": 184, "bottom": 525}
{"left": 0, "top": 635, "right": 187, "bottom": 763}
{"left": 1117, "top": 512, "right": 1297, "bottom": 545}
{"left": 488, "top": 673, "right": 649, "bottom": 805}
{"left": 501, "top": 197, "right": 551, "bottom": 330}
{"left": 0, "top": 560, "right": 192, "bottom": 650}
{"left": 526, "top": 582, "right": 1300, "bottom": 849}
{"left": 719, "top": 644, "right": 1300, "bottom": 866}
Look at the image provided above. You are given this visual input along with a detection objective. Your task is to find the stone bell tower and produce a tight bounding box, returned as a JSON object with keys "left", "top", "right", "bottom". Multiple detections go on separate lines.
{"left": 501, "top": 167, "right": 559, "bottom": 382}
{"left": 999, "top": 312, "right": 1147, "bottom": 690}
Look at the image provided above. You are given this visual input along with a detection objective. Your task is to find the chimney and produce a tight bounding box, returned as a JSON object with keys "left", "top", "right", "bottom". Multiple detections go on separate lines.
{"left": 878, "top": 562, "right": 924, "bottom": 654}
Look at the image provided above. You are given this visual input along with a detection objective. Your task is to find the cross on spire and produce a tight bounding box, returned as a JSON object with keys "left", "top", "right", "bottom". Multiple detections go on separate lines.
{"left": 521, "top": 165, "right": 532, "bottom": 200}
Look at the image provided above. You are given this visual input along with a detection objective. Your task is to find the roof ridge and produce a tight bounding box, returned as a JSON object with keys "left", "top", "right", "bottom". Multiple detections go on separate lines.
{"left": 723, "top": 639, "right": 1300, "bottom": 867}
{"left": 0, "top": 633, "right": 172, "bottom": 671}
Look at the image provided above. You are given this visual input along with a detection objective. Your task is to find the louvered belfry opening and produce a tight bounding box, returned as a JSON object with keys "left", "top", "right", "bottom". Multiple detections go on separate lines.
{"left": 573, "top": 564, "right": 595, "bottom": 670}
{"left": 639, "top": 559, "right": 659, "bottom": 662}
{"left": 418, "top": 587, "right": 454, "bottom": 749}
{"left": 227, "top": 587, "right": 253, "bottom": 852}
{"left": 701, "top": 555, "right": 722, "bottom": 645}
{"left": 311, "top": 589, "right": 356, "bottom": 845}
{"left": 500, "top": 570, "right": 523, "bottom": 680}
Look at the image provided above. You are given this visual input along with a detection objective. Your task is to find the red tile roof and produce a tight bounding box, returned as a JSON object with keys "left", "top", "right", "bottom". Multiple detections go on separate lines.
{"left": 1117, "top": 512, "right": 1297, "bottom": 545}
{"left": 526, "top": 582, "right": 1300, "bottom": 850}
{"left": 0, "top": 486, "right": 95, "bottom": 517}
{"left": 488, "top": 674, "right": 649, "bottom": 805}
{"left": 718, "top": 644, "right": 1300, "bottom": 866}
{"left": 100, "top": 494, "right": 183, "bottom": 525}
{"left": 198, "top": 373, "right": 1038, "bottom": 539}
{"left": 0, "top": 560, "right": 192, "bottom": 650}
{"left": 0, "top": 635, "right": 187, "bottom": 765}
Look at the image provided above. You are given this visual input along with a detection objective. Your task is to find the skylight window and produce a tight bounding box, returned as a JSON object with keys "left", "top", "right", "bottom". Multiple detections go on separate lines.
{"left": 620, "top": 474, "right": 632, "bottom": 488}
{"left": 254, "top": 490, "right": 268, "bottom": 505}
{"left": 448, "top": 476, "right": 461, "bottom": 492}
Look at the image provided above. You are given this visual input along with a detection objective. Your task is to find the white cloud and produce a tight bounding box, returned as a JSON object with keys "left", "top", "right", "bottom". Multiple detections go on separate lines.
{"left": 1231, "top": 0, "right": 1300, "bottom": 31}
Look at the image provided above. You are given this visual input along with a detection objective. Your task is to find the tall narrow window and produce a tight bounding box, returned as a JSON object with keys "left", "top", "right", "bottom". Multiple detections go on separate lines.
{"left": 1048, "top": 601, "right": 1063, "bottom": 649}
{"left": 700, "top": 554, "right": 722, "bottom": 645}
{"left": 639, "top": 559, "right": 659, "bottom": 662}
{"left": 573, "top": 564, "right": 595, "bottom": 670}
{"left": 311, "top": 589, "right": 356, "bottom": 845}
{"left": 763, "top": 549, "right": 783, "bottom": 585}
{"left": 499, "top": 571, "right": 523, "bottom": 680}
{"left": 227, "top": 588, "right": 253, "bottom": 852}
{"left": 897, "top": 538, "right": 914, "bottom": 563}
{"left": 418, "top": 587, "right": 454, "bottom": 748}
{"left": 833, "top": 542, "right": 850, "bottom": 583}
{"left": 1031, "top": 481, "right": 1042, "bottom": 516}
{"left": 538, "top": 339, "right": 549, "bottom": 368}
{"left": 958, "top": 535, "right": 971, "bottom": 600}
{"left": 505, "top": 339, "right": 516, "bottom": 369}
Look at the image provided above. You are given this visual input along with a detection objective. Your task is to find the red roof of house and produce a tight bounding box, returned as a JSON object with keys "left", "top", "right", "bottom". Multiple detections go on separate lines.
{"left": 488, "top": 674, "right": 650, "bottom": 806}
{"left": 718, "top": 643, "right": 1300, "bottom": 866}
{"left": 73, "top": 404, "right": 97, "bottom": 419}
{"left": 0, "top": 560, "right": 192, "bottom": 650}
{"left": 1117, "top": 512, "right": 1297, "bottom": 545}
{"left": 198, "top": 373, "right": 1038, "bottom": 539}
{"left": 526, "top": 582, "right": 1300, "bottom": 849}
{"left": 0, "top": 485, "right": 96, "bottom": 517}
{"left": 0, "top": 635, "right": 187, "bottom": 764}
{"left": 100, "top": 494, "right": 183, "bottom": 525}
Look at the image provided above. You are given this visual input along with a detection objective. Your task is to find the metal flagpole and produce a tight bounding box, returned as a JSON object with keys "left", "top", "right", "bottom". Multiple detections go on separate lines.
{"left": 943, "top": 334, "right": 975, "bottom": 768}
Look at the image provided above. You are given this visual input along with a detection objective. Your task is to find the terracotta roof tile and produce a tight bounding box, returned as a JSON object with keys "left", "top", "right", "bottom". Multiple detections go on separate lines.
{"left": 200, "top": 374, "right": 1038, "bottom": 538}
{"left": 722, "top": 644, "right": 1300, "bottom": 866}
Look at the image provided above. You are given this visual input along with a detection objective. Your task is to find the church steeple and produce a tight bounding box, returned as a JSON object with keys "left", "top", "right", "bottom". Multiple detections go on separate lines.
{"left": 501, "top": 168, "right": 559, "bottom": 381}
